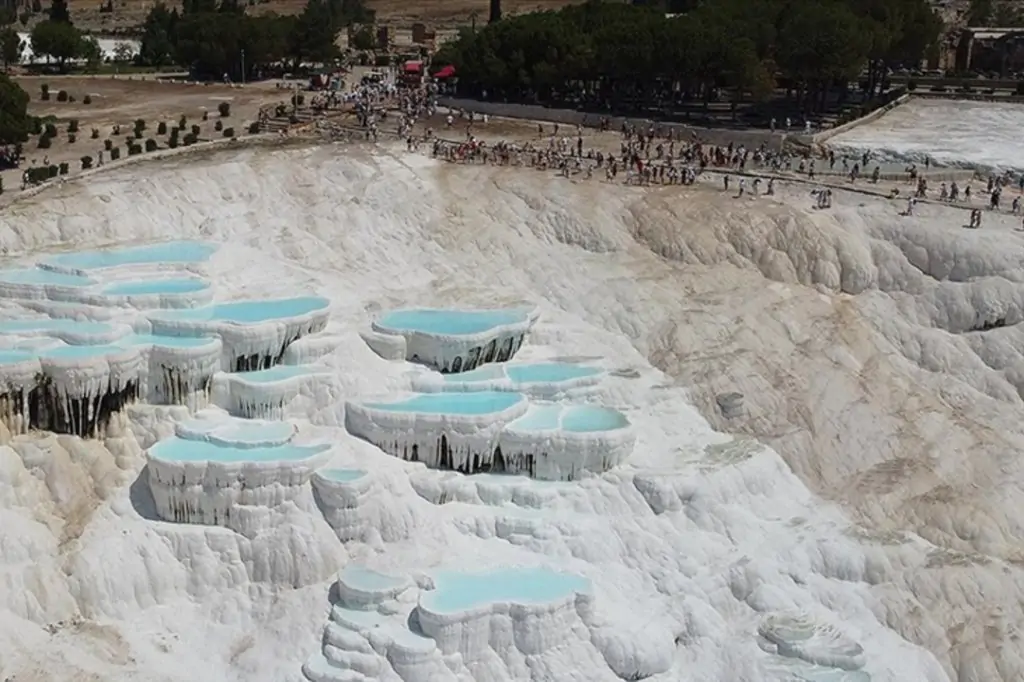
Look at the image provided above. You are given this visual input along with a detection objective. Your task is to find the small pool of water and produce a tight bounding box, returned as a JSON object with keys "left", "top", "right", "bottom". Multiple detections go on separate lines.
{"left": 561, "top": 405, "right": 629, "bottom": 432}
{"left": 230, "top": 365, "right": 322, "bottom": 383}
{"left": 176, "top": 416, "right": 295, "bottom": 447}
{"left": 378, "top": 308, "right": 526, "bottom": 336}
{"left": 507, "top": 404, "right": 563, "bottom": 431}
{"left": 0, "top": 318, "right": 113, "bottom": 335}
{"left": 0, "top": 349, "right": 36, "bottom": 365}
{"left": 103, "top": 278, "right": 210, "bottom": 296}
{"left": 39, "top": 344, "right": 127, "bottom": 360}
{"left": 364, "top": 391, "right": 525, "bottom": 415}
{"left": 317, "top": 468, "right": 367, "bottom": 482}
{"left": 149, "top": 437, "right": 328, "bottom": 463}
{"left": 121, "top": 334, "right": 218, "bottom": 348}
{"left": 155, "top": 296, "right": 329, "bottom": 324}
{"left": 0, "top": 268, "right": 94, "bottom": 287}
{"left": 506, "top": 363, "right": 601, "bottom": 384}
{"left": 341, "top": 565, "right": 407, "bottom": 592}
{"left": 421, "top": 567, "right": 589, "bottom": 614}
{"left": 41, "top": 241, "right": 217, "bottom": 271}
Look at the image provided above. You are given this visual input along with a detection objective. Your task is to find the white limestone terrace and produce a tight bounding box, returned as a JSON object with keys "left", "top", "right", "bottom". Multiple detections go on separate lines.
{"left": 12, "top": 133, "right": 1024, "bottom": 682}
{"left": 345, "top": 390, "right": 634, "bottom": 481}
{"left": 366, "top": 307, "right": 538, "bottom": 373}
{"left": 146, "top": 409, "right": 333, "bottom": 531}
{"left": 757, "top": 612, "right": 871, "bottom": 680}
{"left": 304, "top": 564, "right": 597, "bottom": 682}
{"left": 828, "top": 98, "right": 1024, "bottom": 172}
{"left": 411, "top": 360, "right": 606, "bottom": 398}
{"left": 211, "top": 364, "right": 337, "bottom": 420}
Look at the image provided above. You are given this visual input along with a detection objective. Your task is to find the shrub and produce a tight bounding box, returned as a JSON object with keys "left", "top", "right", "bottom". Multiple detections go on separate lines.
{"left": 0, "top": 177, "right": 3, "bottom": 194}
{"left": 81, "top": 155, "right": 93, "bottom": 170}
{"left": 37, "top": 135, "right": 51, "bottom": 149}
{"left": 275, "top": 104, "right": 287, "bottom": 117}
{"left": 223, "top": 127, "right": 234, "bottom": 138}
{"left": 214, "top": 120, "right": 223, "bottom": 131}
{"left": 178, "top": 115, "right": 187, "bottom": 129}
{"left": 83, "top": 94, "right": 92, "bottom": 105}
{"left": 68, "top": 119, "right": 79, "bottom": 133}
{"left": 248, "top": 121, "right": 260, "bottom": 134}
{"left": 202, "top": 111, "right": 208, "bottom": 120}
{"left": 68, "top": 133, "right": 75, "bottom": 143}
{"left": 168, "top": 136, "right": 178, "bottom": 149}
{"left": 128, "top": 143, "right": 142, "bottom": 156}
{"left": 44, "top": 122, "right": 57, "bottom": 138}
{"left": 110, "top": 147, "right": 121, "bottom": 160}
{"left": 104, "top": 139, "right": 113, "bottom": 151}
{"left": 288, "top": 115, "right": 299, "bottom": 124}
{"left": 157, "top": 121, "right": 167, "bottom": 135}
{"left": 112, "top": 124, "right": 121, "bottom": 136}
{"left": 145, "top": 138, "right": 158, "bottom": 152}
{"left": 134, "top": 118, "right": 146, "bottom": 132}
{"left": 134, "top": 129, "right": 143, "bottom": 139}
{"left": 40, "top": 84, "right": 49, "bottom": 100}
{"left": 58, "top": 162, "right": 68, "bottom": 175}
{"left": 91, "top": 128, "right": 99, "bottom": 139}
{"left": 56, "top": 90, "right": 68, "bottom": 102}
{"left": 190, "top": 124, "right": 200, "bottom": 136}
{"left": 68, "top": 95, "right": 75, "bottom": 103}
{"left": 31, "top": 118, "right": 42, "bottom": 135}
{"left": 183, "top": 132, "right": 197, "bottom": 146}
{"left": 291, "top": 93, "right": 304, "bottom": 106}
{"left": 218, "top": 101, "right": 230, "bottom": 117}
{"left": 47, "top": 164, "right": 57, "bottom": 177}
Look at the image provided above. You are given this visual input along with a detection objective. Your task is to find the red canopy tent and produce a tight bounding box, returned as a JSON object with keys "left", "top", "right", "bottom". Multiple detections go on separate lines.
{"left": 403, "top": 61, "right": 423, "bottom": 74}
{"left": 433, "top": 64, "right": 456, "bottom": 79}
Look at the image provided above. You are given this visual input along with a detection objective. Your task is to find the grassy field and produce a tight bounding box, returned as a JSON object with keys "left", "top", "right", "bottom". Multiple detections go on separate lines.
{"left": 69, "top": 0, "right": 591, "bottom": 33}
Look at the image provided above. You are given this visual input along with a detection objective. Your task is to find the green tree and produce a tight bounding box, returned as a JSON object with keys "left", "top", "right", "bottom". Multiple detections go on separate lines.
{"left": 79, "top": 35, "right": 102, "bottom": 68}
{"left": 0, "top": 74, "right": 32, "bottom": 144}
{"left": 138, "top": 2, "right": 179, "bottom": 66}
{"left": 30, "top": 20, "right": 81, "bottom": 70}
{"left": 0, "top": 27, "right": 22, "bottom": 68}
{"left": 48, "top": 0, "right": 71, "bottom": 24}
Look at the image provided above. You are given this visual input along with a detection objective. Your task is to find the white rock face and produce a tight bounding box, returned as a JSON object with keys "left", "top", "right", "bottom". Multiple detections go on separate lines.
{"left": 211, "top": 366, "right": 339, "bottom": 420}
{"left": 410, "top": 361, "right": 607, "bottom": 399}
{"left": 370, "top": 307, "right": 538, "bottom": 373}
{"left": 7, "top": 137, "right": 1024, "bottom": 682}
{"left": 146, "top": 411, "right": 333, "bottom": 532}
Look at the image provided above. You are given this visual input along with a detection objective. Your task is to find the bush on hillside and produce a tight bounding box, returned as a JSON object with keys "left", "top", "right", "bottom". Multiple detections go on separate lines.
{"left": 81, "top": 155, "right": 92, "bottom": 170}
{"left": 223, "top": 127, "right": 234, "bottom": 138}
{"left": 37, "top": 135, "right": 50, "bottom": 148}
{"left": 248, "top": 121, "right": 260, "bottom": 134}
{"left": 190, "top": 124, "right": 200, "bottom": 136}
{"left": 40, "top": 83, "right": 49, "bottom": 100}
{"left": 214, "top": 120, "right": 222, "bottom": 131}
{"left": 58, "top": 162, "right": 68, "bottom": 175}
{"left": 157, "top": 121, "right": 167, "bottom": 135}
{"left": 104, "top": 138, "right": 112, "bottom": 151}
{"left": 83, "top": 94, "right": 92, "bottom": 104}
{"left": 67, "top": 119, "right": 78, "bottom": 133}
{"left": 145, "top": 138, "right": 157, "bottom": 152}
{"left": 110, "top": 146, "right": 120, "bottom": 160}
{"left": 218, "top": 101, "right": 230, "bottom": 117}
{"left": 56, "top": 90, "right": 68, "bottom": 102}
{"left": 68, "top": 133, "right": 75, "bottom": 143}
{"left": 44, "top": 122, "right": 57, "bottom": 137}
{"left": 91, "top": 128, "right": 99, "bottom": 139}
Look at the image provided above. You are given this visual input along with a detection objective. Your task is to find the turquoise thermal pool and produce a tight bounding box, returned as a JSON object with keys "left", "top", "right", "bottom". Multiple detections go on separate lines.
{"left": 420, "top": 567, "right": 590, "bottom": 614}
{"left": 40, "top": 240, "right": 217, "bottom": 271}
{"left": 363, "top": 391, "right": 526, "bottom": 415}
{"left": 341, "top": 565, "right": 407, "bottom": 592}
{"left": 0, "top": 268, "right": 95, "bottom": 287}
{"left": 102, "top": 278, "right": 210, "bottom": 296}
{"left": 508, "top": 404, "right": 630, "bottom": 433}
{"left": 377, "top": 308, "right": 527, "bottom": 336}
{"left": 149, "top": 437, "right": 329, "bottom": 463}
{"left": 152, "top": 296, "right": 330, "bottom": 324}
{"left": 176, "top": 415, "right": 296, "bottom": 447}
{"left": 0, "top": 350, "right": 36, "bottom": 365}
{"left": 316, "top": 468, "right": 367, "bottom": 482}
{"left": 120, "top": 334, "right": 218, "bottom": 348}
{"left": 38, "top": 344, "right": 126, "bottom": 360}
{"left": 0, "top": 318, "right": 114, "bottom": 335}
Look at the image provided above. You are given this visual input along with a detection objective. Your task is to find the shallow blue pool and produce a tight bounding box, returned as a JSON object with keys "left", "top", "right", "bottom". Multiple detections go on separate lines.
{"left": 41, "top": 241, "right": 217, "bottom": 271}
{"left": 121, "top": 333, "right": 218, "bottom": 348}
{"left": 378, "top": 308, "right": 526, "bottom": 336}
{"left": 508, "top": 404, "right": 563, "bottom": 431}
{"left": 421, "top": 567, "right": 589, "bottom": 614}
{"left": 364, "top": 391, "right": 524, "bottom": 415}
{"left": 39, "top": 344, "right": 126, "bottom": 360}
{"left": 318, "top": 468, "right": 367, "bottom": 482}
{"left": 341, "top": 565, "right": 406, "bottom": 591}
{"left": 103, "top": 278, "right": 210, "bottom": 296}
{"left": 231, "top": 365, "right": 321, "bottom": 383}
{"left": 561, "top": 405, "right": 629, "bottom": 432}
{"left": 178, "top": 417, "right": 295, "bottom": 446}
{"left": 0, "top": 349, "right": 36, "bottom": 365}
{"left": 0, "top": 318, "right": 113, "bottom": 335}
{"left": 149, "top": 437, "right": 329, "bottom": 463}
{"left": 506, "top": 363, "right": 601, "bottom": 384}
{"left": 155, "top": 296, "right": 329, "bottom": 324}
{"left": 0, "top": 268, "right": 94, "bottom": 287}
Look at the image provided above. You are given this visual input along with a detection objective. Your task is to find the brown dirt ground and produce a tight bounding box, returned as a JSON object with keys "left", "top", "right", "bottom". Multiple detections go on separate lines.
{"left": 70, "top": 0, "right": 590, "bottom": 32}
{"left": 4, "top": 76, "right": 296, "bottom": 196}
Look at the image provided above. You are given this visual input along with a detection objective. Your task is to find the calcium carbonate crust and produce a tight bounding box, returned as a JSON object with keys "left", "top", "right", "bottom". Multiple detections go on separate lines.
{"left": 410, "top": 365, "right": 608, "bottom": 399}
{"left": 499, "top": 412, "right": 635, "bottom": 481}
{"left": 370, "top": 306, "right": 539, "bottom": 373}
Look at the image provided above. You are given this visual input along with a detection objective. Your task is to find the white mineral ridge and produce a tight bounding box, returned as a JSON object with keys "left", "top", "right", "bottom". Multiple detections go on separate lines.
{"left": 829, "top": 98, "right": 1024, "bottom": 172}
{"left": 6, "top": 128, "right": 1024, "bottom": 682}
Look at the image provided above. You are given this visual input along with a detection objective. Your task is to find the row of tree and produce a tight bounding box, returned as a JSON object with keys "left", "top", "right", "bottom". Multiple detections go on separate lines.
{"left": 138, "top": 0, "right": 372, "bottom": 79}
{"left": 432, "top": 0, "right": 944, "bottom": 113}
